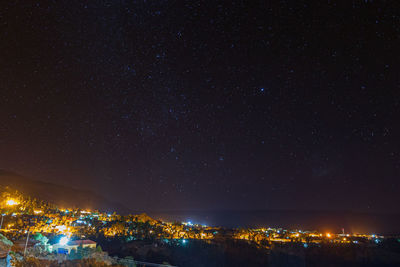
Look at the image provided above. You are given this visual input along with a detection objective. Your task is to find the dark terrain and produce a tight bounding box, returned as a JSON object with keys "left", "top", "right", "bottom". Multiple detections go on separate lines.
{"left": 99, "top": 238, "right": 400, "bottom": 267}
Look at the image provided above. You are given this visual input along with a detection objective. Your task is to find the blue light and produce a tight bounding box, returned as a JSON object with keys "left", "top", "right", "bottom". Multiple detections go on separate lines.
{"left": 182, "top": 239, "right": 187, "bottom": 244}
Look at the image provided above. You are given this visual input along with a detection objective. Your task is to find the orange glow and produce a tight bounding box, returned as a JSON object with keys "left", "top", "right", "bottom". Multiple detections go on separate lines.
{"left": 326, "top": 233, "right": 331, "bottom": 238}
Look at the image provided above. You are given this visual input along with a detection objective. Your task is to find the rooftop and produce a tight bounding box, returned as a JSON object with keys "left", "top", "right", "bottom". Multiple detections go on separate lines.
{"left": 68, "top": 240, "right": 96, "bottom": 246}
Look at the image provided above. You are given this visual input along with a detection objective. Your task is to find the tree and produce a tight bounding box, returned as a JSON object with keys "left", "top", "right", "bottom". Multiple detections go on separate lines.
{"left": 69, "top": 248, "right": 79, "bottom": 260}
{"left": 33, "top": 233, "right": 48, "bottom": 246}
{"left": 96, "top": 245, "right": 103, "bottom": 253}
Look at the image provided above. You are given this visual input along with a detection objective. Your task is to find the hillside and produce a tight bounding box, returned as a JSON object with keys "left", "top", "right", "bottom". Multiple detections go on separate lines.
{"left": 0, "top": 170, "right": 129, "bottom": 214}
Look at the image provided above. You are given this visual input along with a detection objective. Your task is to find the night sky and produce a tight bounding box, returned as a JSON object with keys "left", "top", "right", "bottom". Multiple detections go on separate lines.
{"left": 0, "top": 1, "right": 399, "bottom": 213}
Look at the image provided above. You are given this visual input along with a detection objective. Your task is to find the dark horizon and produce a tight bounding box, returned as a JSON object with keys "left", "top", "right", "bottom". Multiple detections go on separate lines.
{"left": 1, "top": 1, "right": 399, "bottom": 218}
{"left": 148, "top": 209, "right": 400, "bottom": 234}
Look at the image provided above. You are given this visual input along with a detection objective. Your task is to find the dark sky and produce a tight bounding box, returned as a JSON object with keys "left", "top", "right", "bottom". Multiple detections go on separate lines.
{"left": 0, "top": 1, "right": 399, "bottom": 213}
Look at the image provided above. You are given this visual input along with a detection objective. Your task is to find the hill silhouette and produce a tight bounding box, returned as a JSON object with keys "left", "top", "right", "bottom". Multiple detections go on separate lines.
{"left": 0, "top": 170, "right": 129, "bottom": 214}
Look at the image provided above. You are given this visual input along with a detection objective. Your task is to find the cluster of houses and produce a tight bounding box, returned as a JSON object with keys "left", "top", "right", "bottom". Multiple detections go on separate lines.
{"left": 0, "top": 235, "right": 97, "bottom": 261}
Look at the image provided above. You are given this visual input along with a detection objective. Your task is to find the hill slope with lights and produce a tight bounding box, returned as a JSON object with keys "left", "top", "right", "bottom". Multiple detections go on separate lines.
{"left": 0, "top": 183, "right": 399, "bottom": 267}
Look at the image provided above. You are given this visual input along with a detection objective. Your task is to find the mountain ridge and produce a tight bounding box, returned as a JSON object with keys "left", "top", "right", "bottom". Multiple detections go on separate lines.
{"left": 0, "top": 169, "right": 130, "bottom": 214}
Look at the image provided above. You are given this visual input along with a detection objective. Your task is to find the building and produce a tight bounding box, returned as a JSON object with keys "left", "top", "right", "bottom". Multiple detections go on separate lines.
{"left": 52, "top": 239, "right": 97, "bottom": 254}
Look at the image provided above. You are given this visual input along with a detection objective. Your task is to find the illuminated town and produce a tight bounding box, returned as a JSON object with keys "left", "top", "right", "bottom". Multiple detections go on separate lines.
{"left": 0, "top": 187, "right": 390, "bottom": 266}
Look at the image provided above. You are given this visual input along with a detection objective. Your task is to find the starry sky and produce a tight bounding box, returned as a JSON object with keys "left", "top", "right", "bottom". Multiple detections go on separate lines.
{"left": 0, "top": 1, "right": 399, "bottom": 213}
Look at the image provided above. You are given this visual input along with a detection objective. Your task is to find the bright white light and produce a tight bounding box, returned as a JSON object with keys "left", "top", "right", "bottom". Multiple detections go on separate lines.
{"left": 59, "top": 237, "right": 69, "bottom": 246}
{"left": 182, "top": 239, "right": 187, "bottom": 244}
{"left": 55, "top": 225, "right": 67, "bottom": 232}
{"left": 6, "top": 199, "right": 19, "bottom": 206}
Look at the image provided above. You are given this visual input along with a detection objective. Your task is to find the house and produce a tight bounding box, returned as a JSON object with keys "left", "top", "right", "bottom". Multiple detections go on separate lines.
{"left": 52, "top": 239, "right": 97, "bottom": 254}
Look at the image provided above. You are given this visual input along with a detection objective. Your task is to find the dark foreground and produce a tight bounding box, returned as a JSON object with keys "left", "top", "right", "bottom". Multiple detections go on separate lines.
{"left": 100, "top": 238, "right": 400, "bottom": 267}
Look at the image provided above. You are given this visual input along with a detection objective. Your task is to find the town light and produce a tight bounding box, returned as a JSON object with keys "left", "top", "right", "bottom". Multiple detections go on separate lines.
{"left": 59, "top": 236, "right": 69, "bottom": 246}
{"left": 6, "top": 199, "right": 19, "bottom": 206}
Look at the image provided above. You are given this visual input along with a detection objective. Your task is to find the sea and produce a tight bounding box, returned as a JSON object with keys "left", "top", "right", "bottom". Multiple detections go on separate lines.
{"left": 147, "top": 210, "right": 400, "bottom": 235}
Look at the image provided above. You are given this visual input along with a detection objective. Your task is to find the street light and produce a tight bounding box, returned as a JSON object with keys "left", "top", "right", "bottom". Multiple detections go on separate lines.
{"left": 24, "top": 231, "right": 30, "bottom": 256}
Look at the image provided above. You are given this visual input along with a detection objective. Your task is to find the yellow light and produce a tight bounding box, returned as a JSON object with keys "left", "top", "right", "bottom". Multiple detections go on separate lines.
{"left": 34, "top": 210, "right": 43, "bottom": 214}
{"left": 326, "top": 233, "right": 331, "bottom": 238}
{"left": 6, "top": 199, "right": 19, "bottom": 206}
